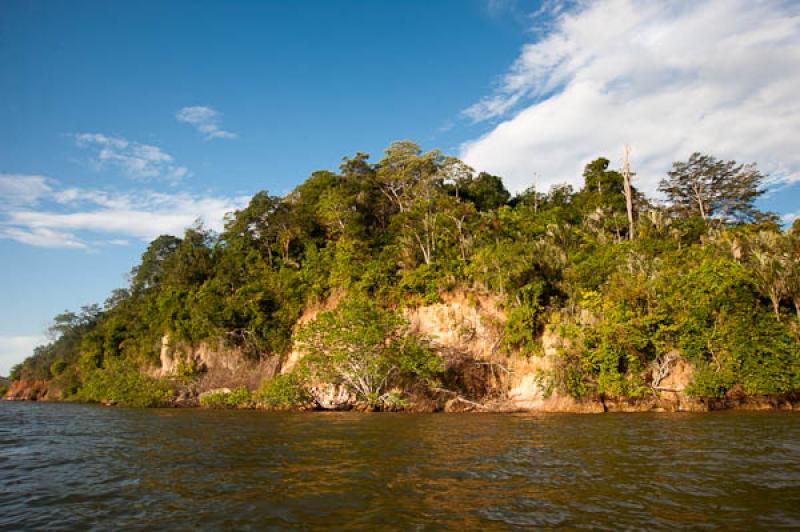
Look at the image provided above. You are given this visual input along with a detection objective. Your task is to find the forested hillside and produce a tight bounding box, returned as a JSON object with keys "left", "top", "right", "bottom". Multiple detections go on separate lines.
{"left": 8, "top": 141, "right": 800, "bottom": 409}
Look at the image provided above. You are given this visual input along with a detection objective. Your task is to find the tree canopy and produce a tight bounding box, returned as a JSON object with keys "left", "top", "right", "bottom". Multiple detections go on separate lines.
{"left": 658, "top": 152, "right": 766, "bottom": 223}
{"left": 9, "top": 142, "right": 799, "bottom": 407}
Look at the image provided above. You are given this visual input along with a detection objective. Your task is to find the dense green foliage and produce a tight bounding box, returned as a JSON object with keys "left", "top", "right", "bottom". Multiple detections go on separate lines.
{"left": 8, "top": 141, "right": 800, "bottom": 406}
{"left": 296, "top": 298, "right": 442, "bottom": 407}
{"left": 76, "top": 357, "right": 170, "bottom": 407}
{"left": 199, "top": 387, "right": 254, "bottom": 409}
{"left": 256, "top": 373, "right": 310, "bottom": 410}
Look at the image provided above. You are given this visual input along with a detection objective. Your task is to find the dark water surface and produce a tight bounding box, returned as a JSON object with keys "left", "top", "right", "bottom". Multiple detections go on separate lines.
{"left": 1, "top": 402, "right": 799, "bottom": 530}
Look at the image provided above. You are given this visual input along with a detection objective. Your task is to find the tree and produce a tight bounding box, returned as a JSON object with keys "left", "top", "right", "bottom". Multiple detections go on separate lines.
{"left": 782, "top": 227, "right": 800, "bottom": 320}
{"left": 578, "top": 158, "right": 627, "bottom": 211}
{"left": 576, "top": 157, "right": 630, "bottom": 241}
{"left": 162, "top": 224, "right": 214, "bottom": 288}
{"left": 745, "top": 231, "right": 787, "bottom": 321}
{"left": 221, "top": 191, "right": 282, "bottom": 250}
{"left": 296, "top": 298, "right": 441, "bottom": 408}
{"left": 659, "top": 153, "right": 765, "bottom": 223}
{"left": 451, "top": 171, "right": 510, "bottom": 211}
{"left": 130, "top": 235, "right": 181, "bottom": 293}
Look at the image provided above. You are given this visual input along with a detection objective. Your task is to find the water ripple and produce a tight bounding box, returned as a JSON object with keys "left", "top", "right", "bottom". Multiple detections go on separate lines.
{"left": 1, "top": 404, "right": 799, "bottom": 529}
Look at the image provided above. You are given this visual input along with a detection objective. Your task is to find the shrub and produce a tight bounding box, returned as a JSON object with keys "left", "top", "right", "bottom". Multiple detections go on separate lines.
{"left": 199, "top": 387, "right": 254, "bottom": 408}
{"left": 296, "top": 297, "right": 443, "bottom": 408}
{"left": 256, "top": 373, "right": 310, "bottom": 409}
{"left": 78, "top": 358, "right": 170, "bottom": 407}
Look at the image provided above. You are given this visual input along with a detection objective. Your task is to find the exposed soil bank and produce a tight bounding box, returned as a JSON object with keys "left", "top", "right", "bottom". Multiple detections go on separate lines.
{"left": 6, "top": 292, "right": 800, "bottom": 413}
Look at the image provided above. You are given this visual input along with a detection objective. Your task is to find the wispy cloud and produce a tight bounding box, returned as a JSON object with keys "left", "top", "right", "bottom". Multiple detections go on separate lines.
{"left": 74, "top": 133, "right": 190, "bottom": 183}
{"left": 1, "top": 227, "right": 87, "bottom": 249}
{"left": 461, "top": 0, "right": 800, "bottom": 194}
{"left": 0, "top": 174, "right": 53, "bottom": 207}
{"left": 0, "top": 178, "right": 249, "bottom": 249}
{"left": 176, "top": 106, "right": 237, "bottom": 140}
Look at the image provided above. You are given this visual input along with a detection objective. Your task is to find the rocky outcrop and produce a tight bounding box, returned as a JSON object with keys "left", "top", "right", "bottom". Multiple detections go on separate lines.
{"left": 278, "top": 291, "right": 716, "bottom": 413}
{"left": 402, "top": 294, "right": 608, "bottom": 412}
{"left": 405, "top": 291, "right": 506, "bottom": 360}
{"left": 502, "top": 328, "right": 605, "bottom": 412}
{"left": 4, "top": 379, "right": 54, "bottom": 401}
{"left": 308, "top": 383, "right": 356, "bottom": 410}
{"left": 155, "top": 335, "right": 279, "bottom": 398}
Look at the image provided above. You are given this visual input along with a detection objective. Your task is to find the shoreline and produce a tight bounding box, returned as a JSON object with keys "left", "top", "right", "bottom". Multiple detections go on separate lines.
{"left": 5, "top": 393, "right": 798, "bottom": 414}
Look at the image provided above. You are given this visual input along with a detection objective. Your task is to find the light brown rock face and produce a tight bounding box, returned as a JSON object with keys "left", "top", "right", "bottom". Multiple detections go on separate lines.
{"left": 405, "top": 291, "right": 506, "bottom": 360}
{"left": 155, "top": 335, "right": 277, "bottom": 393}
{"left": 277, "top": 291, "right": 632, "bottom": 412}
{"left": 650, "top": 355, "right": 701, "bottom": 411}
{"left": 504, "top": 329, "right": 599, "bottom": 413}
{"left": 401, "top": 293, "right": 708, "bottom": 412}
{"left": 401, "top": 293, "right": 596, "bottom": 411}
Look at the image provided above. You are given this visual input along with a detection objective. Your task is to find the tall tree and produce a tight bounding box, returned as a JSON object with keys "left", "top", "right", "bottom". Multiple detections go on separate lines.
{"left": 451, "top": 171, "right": 510, "bottom": 211}
{"left": 746, "top": 231, "right": 787, "bottom": 321}
{"left": 130, "top": 235, "right": 182, "bottom": 294}
{"left": 659, "top": 153, "right": 765, "bottom": 223}
{"left": 576, "top": 157, "right": 629, "bottom": 240}
{"left": 783, "top": 226, "right": 800, "bottom": 320}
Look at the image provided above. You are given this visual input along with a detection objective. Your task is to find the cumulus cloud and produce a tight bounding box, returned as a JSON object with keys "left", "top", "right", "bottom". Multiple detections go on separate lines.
{"left": 0, "top": 335, "right": 46, "bottom": 376}
{"left": 460, "top": 0, "right": 800, "bottom": 194}
{"left": 0, "top": 182, "right": 249, "bottom": 249}
{"left": 176, "top": 106, "right": 237, "bottom": 140}
{"left": 74, "top": 133, "right": 190, "bottom": 183}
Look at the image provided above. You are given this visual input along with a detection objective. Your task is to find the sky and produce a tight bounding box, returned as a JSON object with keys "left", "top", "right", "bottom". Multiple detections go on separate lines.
{"left": 1, "top": 0, "right": 799, "bottom": 375}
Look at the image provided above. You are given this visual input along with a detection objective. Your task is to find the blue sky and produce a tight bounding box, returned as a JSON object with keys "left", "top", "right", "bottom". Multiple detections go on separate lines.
{"left": 1, "top": 0, "right": 799, "bottom": 374}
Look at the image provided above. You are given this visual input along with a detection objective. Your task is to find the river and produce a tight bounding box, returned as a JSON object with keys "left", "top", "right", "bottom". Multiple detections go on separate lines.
{"left": 1, "top": 402, "right": 799, "bottom": 530}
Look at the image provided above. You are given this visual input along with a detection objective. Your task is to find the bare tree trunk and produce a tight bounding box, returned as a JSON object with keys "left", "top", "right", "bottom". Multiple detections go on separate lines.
{"left": 622, "top": 145, "right": 635, "bottom": 240}
{"left": 772, "top": 296, "right": 781, "bottom": 322}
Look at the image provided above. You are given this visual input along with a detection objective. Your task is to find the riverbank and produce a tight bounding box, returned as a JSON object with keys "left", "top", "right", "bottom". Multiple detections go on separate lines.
{"left": 6, "top": 379, "right": 798, "bottom": 413}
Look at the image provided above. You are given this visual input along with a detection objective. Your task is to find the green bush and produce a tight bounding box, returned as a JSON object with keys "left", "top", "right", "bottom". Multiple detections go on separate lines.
{"left": 199, "top": 387, "right": 254, "bottom": 408}
{"left": 296, "top": 297, "right": 443, "bottom": 408}
{"left": 256, "top": 373, "right": 309, "bottom": 409}
{"left": 78, "top": 358, "right": 170, "bottom": 407}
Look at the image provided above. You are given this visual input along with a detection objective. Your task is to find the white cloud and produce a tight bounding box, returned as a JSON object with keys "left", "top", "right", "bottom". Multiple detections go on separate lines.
{"left": 6, "top": 192, "right": 246, "bottom": 242}
{"left": 176, "top": 106, "right": 237, "bottom": 140}
{"left": 460, "top": 0, "right": 800, "bottom": 194}
{"left": 0, "top": 182, "right": 249, "bottom": 249}
{"left": 74, "top": 133, "right": 190, "bottom": 183}
{"left": 1, "top": 227, "right": 87, "bottom": 249}
{"left": 0, "top": 174, "right": 52, "bottom": 207}
{"left": 0, "top": 335, "right": 46, "bottom": 376}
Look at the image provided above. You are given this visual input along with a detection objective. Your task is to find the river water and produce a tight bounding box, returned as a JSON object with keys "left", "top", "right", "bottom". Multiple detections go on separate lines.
{"left": 1, "top": 402, "right": 799, "bottom": 530}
